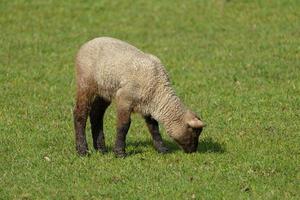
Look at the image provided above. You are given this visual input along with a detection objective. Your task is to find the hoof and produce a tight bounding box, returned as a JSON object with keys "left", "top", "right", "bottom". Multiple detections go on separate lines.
{"left": 154, "top": 141, "right": 169, "bottom": 153}
{"left": 76, "top": 148, "right": 89, "bottom": 156}
{"left": 96, "top": 146, "right": 108, "bottom": 154}
{"left": 156, "top": 146, "right": 169, "bottom": 154}
{"left": 114, "top": 149, "right": 127, "bottom": 158}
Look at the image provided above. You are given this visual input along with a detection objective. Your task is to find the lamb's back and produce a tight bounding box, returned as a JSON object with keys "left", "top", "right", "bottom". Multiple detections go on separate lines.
{"left": 76, "top": 37, "right": 170, "bottom": 101}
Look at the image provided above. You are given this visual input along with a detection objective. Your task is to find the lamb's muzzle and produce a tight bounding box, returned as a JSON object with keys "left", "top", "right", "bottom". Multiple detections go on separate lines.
{"left": 73, "top": 37, "right": 205, "bottom": 157}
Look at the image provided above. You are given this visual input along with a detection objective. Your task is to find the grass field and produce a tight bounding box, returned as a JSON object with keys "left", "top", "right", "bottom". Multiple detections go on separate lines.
{"left": 0, "top": 0, "right": 299, "bottom": 199}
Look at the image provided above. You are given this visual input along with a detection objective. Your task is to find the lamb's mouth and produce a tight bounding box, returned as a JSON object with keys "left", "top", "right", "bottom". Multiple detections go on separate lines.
{"left": 175, "top": 139, "right": 198, "bottom": 153}
{"left": 182, "top": 146, "right": 197, "bottom": 153}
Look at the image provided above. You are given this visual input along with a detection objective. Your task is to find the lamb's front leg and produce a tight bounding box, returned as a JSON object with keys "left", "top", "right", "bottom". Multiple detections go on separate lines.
{"left": 114, "top": 108, "right": 131, "bottom": 157}
{"left": 114, "top": 91, "right": 132, "bottom": 158}
{"left": 144, "top": 116, "right": 169, "bottom": 153}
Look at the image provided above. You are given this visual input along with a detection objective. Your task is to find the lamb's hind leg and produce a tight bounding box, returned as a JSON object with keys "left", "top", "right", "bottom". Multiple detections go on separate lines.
{"left": 73, "top": 90, "right": 90, "bottom": 156}
{"left": 144, "top": 116, "right": 169, "bottom": 153}
{"left": 90, "top": 96, "right": 111, "bottom": 153}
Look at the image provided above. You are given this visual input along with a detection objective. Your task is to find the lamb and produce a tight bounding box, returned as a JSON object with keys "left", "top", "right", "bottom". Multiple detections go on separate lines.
{"left": 73, "top": 37, "right": 205, "bottom": 157}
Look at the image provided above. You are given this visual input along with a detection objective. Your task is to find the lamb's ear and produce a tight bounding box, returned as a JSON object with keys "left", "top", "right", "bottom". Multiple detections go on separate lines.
{"left": 187, "top": 118, "right": 205, "bottom": 128}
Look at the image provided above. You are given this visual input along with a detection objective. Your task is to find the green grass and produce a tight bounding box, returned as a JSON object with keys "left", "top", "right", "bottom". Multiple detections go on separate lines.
{"left": 0, "top": 0, "right": 299, "bottom": 199}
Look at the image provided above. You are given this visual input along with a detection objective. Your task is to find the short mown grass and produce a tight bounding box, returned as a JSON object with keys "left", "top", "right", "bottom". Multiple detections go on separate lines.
{"left": 0, "top": 0, "right": 299, "bottom": 199}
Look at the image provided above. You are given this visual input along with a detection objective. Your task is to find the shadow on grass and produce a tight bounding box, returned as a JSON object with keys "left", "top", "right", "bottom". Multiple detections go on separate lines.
{"left": 198, "top": 137, "right": 226, "bottom": 153}
{"left": 126, "top": 137, "right": 225, "bottom": 155}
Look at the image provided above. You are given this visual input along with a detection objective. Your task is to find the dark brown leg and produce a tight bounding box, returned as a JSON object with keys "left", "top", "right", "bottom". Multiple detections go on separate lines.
{"left": 144, "top": 116, "right": 168, "bottom": 153}
{"left": 73, "top": 92, "right": 90, "bottom": 156}
{"left": 114, "top": 107, "right": 131, "bottom": 158}
{"left": 89, "top": 96, "right": 111, "bottom": 153}
{"left": 114, "top": 94, "right": 131, "bottom": 157}
{"left": 113, "top": 88, "right": 134, "bottom": 158}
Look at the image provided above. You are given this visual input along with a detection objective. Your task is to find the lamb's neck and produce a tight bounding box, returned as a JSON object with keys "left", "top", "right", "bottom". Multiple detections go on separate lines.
{"left": 151, "top": 87, "right": 186, "bottom": 128}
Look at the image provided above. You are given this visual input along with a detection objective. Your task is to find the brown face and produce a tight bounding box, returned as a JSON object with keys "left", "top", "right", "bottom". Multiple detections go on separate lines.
{"left": 174, "top": 127, "right": 203, "bottom": 153}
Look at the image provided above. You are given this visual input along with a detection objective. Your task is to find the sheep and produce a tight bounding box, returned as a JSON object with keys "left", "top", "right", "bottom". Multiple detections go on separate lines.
{"left": 73, "top": 37, "right": 205, "bottom": 157}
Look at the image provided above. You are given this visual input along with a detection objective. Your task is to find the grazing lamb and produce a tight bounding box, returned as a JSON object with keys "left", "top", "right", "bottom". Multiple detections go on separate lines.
{"left": 74, "top": 37, "right": 205, "bottom": 157}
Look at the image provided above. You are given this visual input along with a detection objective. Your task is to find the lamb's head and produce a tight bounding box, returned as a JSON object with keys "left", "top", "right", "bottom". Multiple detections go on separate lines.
{"left": 171, "top": 110, "right": 205, "bottom": 153}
